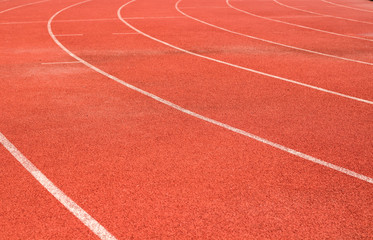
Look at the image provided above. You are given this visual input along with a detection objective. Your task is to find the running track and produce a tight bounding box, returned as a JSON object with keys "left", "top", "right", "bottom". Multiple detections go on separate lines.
{"left": 1, "top": 0, "right": 372, "bottom": 239}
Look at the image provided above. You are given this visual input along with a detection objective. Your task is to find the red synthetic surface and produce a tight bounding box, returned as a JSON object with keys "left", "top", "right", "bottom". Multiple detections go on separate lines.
{"left": 1, "top": 0, "right": 372, "bottom": 239}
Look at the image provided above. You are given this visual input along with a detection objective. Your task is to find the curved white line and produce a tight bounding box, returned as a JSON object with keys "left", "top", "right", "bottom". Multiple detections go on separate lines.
{"left": 119, "top": 2, "right": 372, "bottom": 104}
{"left": 47, "top": 0, "right": 373, "bottom": 184}
{"left": 0, "top": 0, "right": 49, "bottom": 14}
{"left": 272, "top": 0, "right": 373, "bottom": 25}
{"left": 175, "top": 0, "right": 373, "bottom": 66}
{"left": 0, "top": 132, "right": 117, "bottom": 240}
{"left": 320, "top": 0, "right": 373, "bottom": 13}
{"left": 226, "top": 0, "right": 373, "bottom": 42}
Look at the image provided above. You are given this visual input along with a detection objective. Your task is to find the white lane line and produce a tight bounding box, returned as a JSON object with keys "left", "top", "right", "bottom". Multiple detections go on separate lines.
{"left": 112, "top": 32, "right": 139, "bottom": 35}
{"left": 48, "top": 0, "right": 373, "bottom": 185}
{"left": 176, "top": 0, "right": 373, "bottom": 66}
{"left": 0, "top": 132, "right": 117, "bottom": 240}
{"left": 41, "top": 61, "right": 80, "bottom": 65}
{"left": 55, "top": 33, "right": 83, "bottom": 36}
{"left": 0, "top": 0, "right": 49, "bottom": 14}
{"left": 272, "top": 0, "right": 373, "bottom": 25}
{"left": 321, "top": 0, "right": 373, "bottom": 13}
{"left": 226, "top": 0, "right": 373, "bottom": 42}
{"left": 119, "top": 1, "right": 372, "bottom": 104}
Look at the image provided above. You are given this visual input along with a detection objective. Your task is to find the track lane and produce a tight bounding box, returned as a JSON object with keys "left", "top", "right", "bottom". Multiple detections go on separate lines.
{"left": 2, "top": 0, "right": 373, "bottom": 238}
{"left": 42, "top": 1, "right": 373, "bottom": 237}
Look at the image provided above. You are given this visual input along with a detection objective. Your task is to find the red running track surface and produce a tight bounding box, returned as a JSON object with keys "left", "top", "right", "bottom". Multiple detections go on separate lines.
{"left": 1, "top": 0, "right": 372, "bottom": 239}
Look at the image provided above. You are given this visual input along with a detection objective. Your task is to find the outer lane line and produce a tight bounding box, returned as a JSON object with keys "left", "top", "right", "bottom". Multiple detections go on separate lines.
{"left": 0, "top": 132, "right": 117, "bottom": 240}
{"left": 0, "top": 0, "right": 49, "bottom": 14}
{"left": 119, "top": 1, "right": 373, "bottom": 105}
{"left": 226, "top": 0, "right": 373, "bottom": 42}
{"left": 175, "top": 0, "right": 373, "bottom": 66}
{"left": 272, "top": 0, "right": 373, "bottom": 25}
{"left": 48, "top": 0, "right": 373, "bottom": 185}
{"left": 320, "top": 0, "right": 373, "bottom": 13}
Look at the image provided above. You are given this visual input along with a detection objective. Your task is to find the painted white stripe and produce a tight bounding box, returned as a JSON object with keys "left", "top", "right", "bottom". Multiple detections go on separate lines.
{"left": 320, "top": 0, "right": 373, "bottom": 13}
{"left": 0, "top": 132, "right": 117, "bottom": 240}
{"left": 0, "top": 0, "right": 49, "bottom": 14}
{"left": 48, "top": 0, "right": 373, "bottom": 184}
{"left": 272, "top": 0, "right": 373, "bottom": 25}
{"left": 41, "top": 61, "right": 80, "bottom": 65}
{"left": 226, "top": 0, "right": 373, "bottom": 42}
{"left": 176, "top": 0, "right": 373, "bottom": 66}
{"left": 55, "top": 33, "right": 83, "bottom": 36}
{"left": 119, "top": 1, "right": 372, "bottom": 104}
